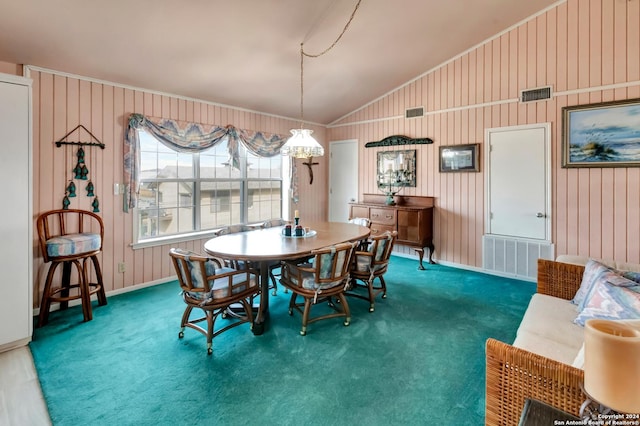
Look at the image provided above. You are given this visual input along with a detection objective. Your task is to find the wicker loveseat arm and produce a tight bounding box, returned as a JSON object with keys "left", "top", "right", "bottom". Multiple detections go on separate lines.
{"left": 536, "top": 259, "right": 585, "bottom": 300}
{"left": 485, "top": 338, "right": 585, "bottom": 425}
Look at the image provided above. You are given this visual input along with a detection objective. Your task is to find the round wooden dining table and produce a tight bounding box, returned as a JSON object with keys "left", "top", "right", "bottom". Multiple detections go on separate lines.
{"left": 203, "top": 221, "right": 370, "bottom": 335}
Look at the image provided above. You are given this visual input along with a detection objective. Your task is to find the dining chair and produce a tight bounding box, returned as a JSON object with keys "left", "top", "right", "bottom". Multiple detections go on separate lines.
{"left": 348, "top": 216, "right": 372, "bottom": 250}
{"left": 169, "top": 248, "right": 259, "bottom": 354}
{"left": 346, "top": 230, "right": 397, "bottom": 312}
{"left": 279, "top": 241, "right": 357, "bottom": 335}
{"left": 261, "top": 218, "right": 287, "bottom": 295}
{"left": 214, "top": 223, "right": 281, "bottom": 295}
{"left": 36, "top": 209, "right": 107, "bottom": 327}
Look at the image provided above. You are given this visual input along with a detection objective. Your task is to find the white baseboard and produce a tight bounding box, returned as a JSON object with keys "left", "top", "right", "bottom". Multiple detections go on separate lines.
{"left": 390, "top": 252, "right": 536, "bottom": 282}
{"left": 32, "top": 276, "right": 178, "bottom": 317}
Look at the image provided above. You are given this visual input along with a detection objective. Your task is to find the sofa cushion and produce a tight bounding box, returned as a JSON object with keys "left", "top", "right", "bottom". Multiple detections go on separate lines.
{"left": 517, "top": 294, "right": 584, "bottom": 352}
{"left": 513, "top": 329, "right": 579, "bottom": 366}
{"left": 574, "top": 274, "right": 640, "bottom": 326}
{"left": 555, "top": 255, "right": 640, "bottom": 274}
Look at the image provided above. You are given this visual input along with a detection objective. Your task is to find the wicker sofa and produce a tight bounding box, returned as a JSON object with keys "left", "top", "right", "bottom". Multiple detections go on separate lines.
{"left": 485, "top": 256, "right": 640, "bottom": 425}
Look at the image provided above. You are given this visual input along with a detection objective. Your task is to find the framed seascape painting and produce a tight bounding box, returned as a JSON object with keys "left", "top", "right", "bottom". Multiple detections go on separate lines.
{"left": 439, "top": 144, "right": 479, "bottom": 172}
{"left": 562, "top": 98, "right": 640, "bottom": 168}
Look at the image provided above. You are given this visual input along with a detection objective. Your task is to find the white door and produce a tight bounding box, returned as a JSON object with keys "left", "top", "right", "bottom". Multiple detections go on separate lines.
{"left": 329, "top": 139, "right": 358, "bottom": 222}
{"left": 0, "top": 75, "right": 32, "bottom": 349}
{"left": 486, "top": 124, "right": 550, "bottom": 241}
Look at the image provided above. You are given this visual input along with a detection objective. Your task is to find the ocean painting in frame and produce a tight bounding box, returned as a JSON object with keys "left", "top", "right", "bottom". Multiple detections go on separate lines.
{"left": 562, "top": 98, "right": 640, "bottom": 168}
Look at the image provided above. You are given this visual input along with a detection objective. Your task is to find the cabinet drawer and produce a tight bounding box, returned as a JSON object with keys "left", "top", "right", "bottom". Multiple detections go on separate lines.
{"left": 369, "top": 208, "right": 396, "bottom": 225}
{"left": 350, "top": 205, "right": 369, "bottom": 219}
{"left": 369, "top": 224, "right": 395, "bottom": 236}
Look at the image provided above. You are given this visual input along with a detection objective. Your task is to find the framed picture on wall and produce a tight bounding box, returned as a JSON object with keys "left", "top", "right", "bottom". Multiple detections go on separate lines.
{"left": 562, "top": 98, "right": 640, "bottom": 168}
{"left": 439, "top": 144, "right": 479, "bottom": 172}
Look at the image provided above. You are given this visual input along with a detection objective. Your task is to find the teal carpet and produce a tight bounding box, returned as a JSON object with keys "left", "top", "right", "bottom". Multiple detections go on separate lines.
{"left": 30, "top": 256, "right": 535, "bottom": 426}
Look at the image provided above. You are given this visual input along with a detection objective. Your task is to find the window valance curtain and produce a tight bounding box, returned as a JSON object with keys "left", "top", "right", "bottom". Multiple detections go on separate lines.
{"left": 124, "top": 113, "right": 290, "bottom": 212}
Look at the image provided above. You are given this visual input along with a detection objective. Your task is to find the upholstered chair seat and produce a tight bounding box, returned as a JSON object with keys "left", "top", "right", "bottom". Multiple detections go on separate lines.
{"left": 45, "top": 233, "right": 101, "bottom": 258}
{"left": 169, "top": 248, "right": 260, "bottom": 355}
{"left": 280, "top": 242, "right": 357, "bottom": 335}
{"left": 346, "top": 231, "right": 397, "bottom": 312}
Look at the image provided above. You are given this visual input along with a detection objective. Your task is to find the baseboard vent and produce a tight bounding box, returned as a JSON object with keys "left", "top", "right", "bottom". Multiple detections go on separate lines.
{"left": 520, "top": 86, "right": 552, "bottom": 103}
{"left": 482, "top": 235, "right": 554, "bottom": 280}
{"left": 405, "top": 106, "right": 424, "bottom": 119}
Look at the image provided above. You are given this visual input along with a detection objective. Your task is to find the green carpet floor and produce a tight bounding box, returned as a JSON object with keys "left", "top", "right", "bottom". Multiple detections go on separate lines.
{"left": 30, "top": 256, "right": 535, "bottom": 426}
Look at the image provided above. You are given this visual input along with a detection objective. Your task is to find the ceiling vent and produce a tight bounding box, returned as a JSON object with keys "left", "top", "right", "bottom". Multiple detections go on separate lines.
{"left": 405, "top": 106, "right": 424, "bottom": 119}
{"left": 520, "top": 86, "right": 552, "bottom": 103}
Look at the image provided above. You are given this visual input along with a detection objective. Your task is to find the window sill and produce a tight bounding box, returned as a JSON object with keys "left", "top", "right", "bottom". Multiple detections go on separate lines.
{"left": 132, "top": 230, "right": 221, "bottom": 250}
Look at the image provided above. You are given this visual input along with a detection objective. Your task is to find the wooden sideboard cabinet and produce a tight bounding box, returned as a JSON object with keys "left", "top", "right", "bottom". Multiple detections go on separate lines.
{"left": 349, "top": 194, "right": 435, "bottom": 269}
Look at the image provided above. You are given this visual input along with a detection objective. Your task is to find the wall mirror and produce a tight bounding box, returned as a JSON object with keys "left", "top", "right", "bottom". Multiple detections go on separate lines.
{"left": 376, "top": 149, "right": 416, "bottom": 187}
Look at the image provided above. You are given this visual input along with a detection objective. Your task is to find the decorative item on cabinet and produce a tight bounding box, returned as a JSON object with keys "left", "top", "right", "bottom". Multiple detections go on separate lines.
{"left": 350, "top": 194, "right": 435, "bottom": 270}
{"left": 55, "top": 124, "right": 105, "bottom": 210}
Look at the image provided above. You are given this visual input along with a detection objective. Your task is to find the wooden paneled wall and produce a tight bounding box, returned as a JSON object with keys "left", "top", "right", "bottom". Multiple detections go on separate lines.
{"left": 29, "top": 69, "right": 327, "bottom": 305}
{"left": 329, "top": 0, "right": 640, "bottom": 268}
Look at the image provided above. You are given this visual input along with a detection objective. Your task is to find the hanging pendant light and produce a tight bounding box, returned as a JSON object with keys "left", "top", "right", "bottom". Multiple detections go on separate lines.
{"left": 282, "top": 128, "right": 324, "bottom": 158}
{"left": 282, "top": 0, "right": 362, "bottom": 160}
{"left": 281, "top": 44, "right": 325, "bottom": 159}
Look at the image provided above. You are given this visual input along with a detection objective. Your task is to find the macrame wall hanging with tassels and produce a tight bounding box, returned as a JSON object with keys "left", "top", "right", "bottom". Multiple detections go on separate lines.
{"left": 55, "top": 124, "right": 105, "bottom": 212}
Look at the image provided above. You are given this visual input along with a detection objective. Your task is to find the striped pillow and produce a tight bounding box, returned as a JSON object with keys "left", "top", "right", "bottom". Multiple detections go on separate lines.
{"left": 574, "top": 273, "right": 640, "bottom": 326}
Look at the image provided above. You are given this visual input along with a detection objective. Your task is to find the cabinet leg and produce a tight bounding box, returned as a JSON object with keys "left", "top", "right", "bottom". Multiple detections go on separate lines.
{"left": 414, "top": 248, "right": 426, "bottom": 270}
{"left": 427, "top": 243, "right": 435, "bottom": 264}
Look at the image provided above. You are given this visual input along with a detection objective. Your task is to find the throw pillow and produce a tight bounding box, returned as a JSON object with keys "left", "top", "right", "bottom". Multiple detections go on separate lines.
{"left": 572, "top": 259, "right": 617, "bottom": 309}
{"left": 622, "top": 270, "right": 640, "bottom": 284}
{"left": 574, "top": 273, "right": 640, "bottom": 326}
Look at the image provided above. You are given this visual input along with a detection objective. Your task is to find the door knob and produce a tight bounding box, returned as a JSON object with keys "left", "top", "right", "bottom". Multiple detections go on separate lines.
{"left": 536, "top": 212, "right": 546, "bottom": 218}
{"left": 349, "top": 198, "right": 355, "bottom": 202}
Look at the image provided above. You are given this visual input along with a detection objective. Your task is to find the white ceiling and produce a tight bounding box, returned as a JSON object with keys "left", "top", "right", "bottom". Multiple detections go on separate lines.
{"left": 0, "top": 0, "right": 560, "bottom": 125}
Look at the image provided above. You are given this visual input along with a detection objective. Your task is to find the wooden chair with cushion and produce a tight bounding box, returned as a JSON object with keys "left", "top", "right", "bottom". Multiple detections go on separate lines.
{"left": 36, "top": 209, "right": 107, "bottom": 327}
{"left": 261, "top": 218, "right": 287, "bottom": 295}
{"left": 279, "top": 242, "right": 356, "bottom": 335}
{"left": 169, "top": 248, "right": 260, "bottom": 355}
{"left": 212, "top": 223, "right": 281, "bottom": 295}
{"left": 346, "top": 230, "right": 397, "bottom": 312}
{"left": 348, "top": 217, "right": 372, "bottom": 250}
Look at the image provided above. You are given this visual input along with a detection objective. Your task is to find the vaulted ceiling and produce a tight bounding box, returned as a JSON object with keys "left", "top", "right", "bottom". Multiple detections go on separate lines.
{"left": 0, "top": 0, "right": 560, "bottom": 124}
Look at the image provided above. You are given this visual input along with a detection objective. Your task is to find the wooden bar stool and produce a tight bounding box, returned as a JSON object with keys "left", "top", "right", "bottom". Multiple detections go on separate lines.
{"left": 36, "top": 209, "right": 107, "bottom": 327}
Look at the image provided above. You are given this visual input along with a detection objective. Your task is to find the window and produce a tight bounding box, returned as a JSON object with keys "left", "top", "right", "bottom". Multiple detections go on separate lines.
{"left": 135, "top": 130, "right": 283, "bottom": 245}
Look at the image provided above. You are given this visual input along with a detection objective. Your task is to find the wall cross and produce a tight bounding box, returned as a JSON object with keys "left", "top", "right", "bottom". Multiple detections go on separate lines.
{"left": 302, "top": 156, "right": 319, "bottom": 184}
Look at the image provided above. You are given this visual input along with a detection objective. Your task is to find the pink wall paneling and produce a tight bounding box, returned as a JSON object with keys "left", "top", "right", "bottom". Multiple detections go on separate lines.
{"left": 329, "top": 0, "right": 640, "bottom": 268}
{"left": 29, "top": 69, "right": 324, "bottom": 307}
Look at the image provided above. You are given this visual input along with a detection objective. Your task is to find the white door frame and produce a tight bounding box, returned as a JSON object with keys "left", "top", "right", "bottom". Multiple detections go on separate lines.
{"left": 484, "top": 123, "right": 552, "bottom": 242}
{"left": 328, "top": 139, "right": 358, "bottom": 222}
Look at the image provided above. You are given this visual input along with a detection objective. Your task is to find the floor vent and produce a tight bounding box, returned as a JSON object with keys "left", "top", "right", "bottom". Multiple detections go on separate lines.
{"left": 405, "top": 106, "right": 424, "bottom": 119}
{"left": 520, "top": 86, "right": 552, "bottom": 103}
{"left": 482, "top": 235, "right": 554, "bottom": 280}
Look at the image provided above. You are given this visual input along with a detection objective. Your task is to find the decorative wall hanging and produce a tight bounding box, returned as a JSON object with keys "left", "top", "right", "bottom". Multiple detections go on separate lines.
{"left": 562, "top": 98, "right": 640, "bottom": 168}
{"left": 365, "top": 135, "right": 434, "bottom": 148}
{"left": 55, "top": 124, "right": 104, "bottom": 211}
